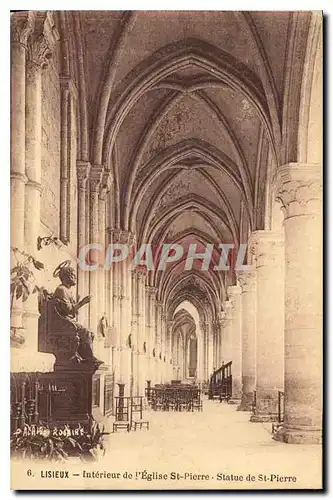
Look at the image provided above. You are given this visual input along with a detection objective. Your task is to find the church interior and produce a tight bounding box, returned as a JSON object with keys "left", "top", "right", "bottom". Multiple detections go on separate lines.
{"left": 10, "top": 10, "right": 322, "bottom": 474}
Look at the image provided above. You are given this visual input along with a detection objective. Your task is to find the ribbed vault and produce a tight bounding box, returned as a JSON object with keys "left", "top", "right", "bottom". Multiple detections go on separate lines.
{"left": 56, "top": 10, "right": 315, "bottom": 325}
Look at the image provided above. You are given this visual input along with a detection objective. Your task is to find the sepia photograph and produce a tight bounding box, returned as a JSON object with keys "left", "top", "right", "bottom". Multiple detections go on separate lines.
{"left": 9, "top": 9, "right": 323, "bottom": 490}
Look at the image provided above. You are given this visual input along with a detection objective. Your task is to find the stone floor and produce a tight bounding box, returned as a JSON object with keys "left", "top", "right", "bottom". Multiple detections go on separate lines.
{"left": 102, "top": 398, "right": 322, "bottom": 490}
{"left": 11, "top": 397, "right": 322, "bottom": 490}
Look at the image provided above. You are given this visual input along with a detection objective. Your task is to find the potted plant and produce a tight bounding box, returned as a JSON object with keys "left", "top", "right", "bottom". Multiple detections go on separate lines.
{"left": 10, "top": 246, "right": 44, "bottom": 347}
{"left": 10, "top": 421, "right": 109, "bottom": 462}
{"left": 74, "top": 420, "right": 109, "bottom": 462}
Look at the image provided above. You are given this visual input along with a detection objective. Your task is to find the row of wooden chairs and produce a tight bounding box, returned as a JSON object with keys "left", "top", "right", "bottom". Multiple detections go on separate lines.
{"left": 148, "top": 385, "right": 203, "bottom": 412}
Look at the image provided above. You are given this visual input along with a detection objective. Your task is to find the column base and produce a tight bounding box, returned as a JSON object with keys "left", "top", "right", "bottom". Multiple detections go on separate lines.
{"left": 273, "top": 425, "right": 322, "bottom": 444}
{"left": 250, "top": 413, "right": 278, "bottom": 423}
{"left": 228, "top": 397, "right": 241, "bottom": 405}
{"left": 237, "top": 392, "right": 254, "bottom": 411}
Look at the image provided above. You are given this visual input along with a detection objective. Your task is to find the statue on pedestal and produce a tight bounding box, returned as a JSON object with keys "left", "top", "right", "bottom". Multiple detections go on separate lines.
{"left": 38, "top": 261, "right": 103, "bottom": 370}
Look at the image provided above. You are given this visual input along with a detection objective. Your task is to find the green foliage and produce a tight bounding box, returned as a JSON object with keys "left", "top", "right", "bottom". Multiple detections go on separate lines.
{"left": 10, "top": 421, "right": 109, "bottom": 462}
{"left": 10, "top": 247, "right": 44, "bottom": 309}
{"left": 11, "top": 425, "right": 69, "bottom": 462}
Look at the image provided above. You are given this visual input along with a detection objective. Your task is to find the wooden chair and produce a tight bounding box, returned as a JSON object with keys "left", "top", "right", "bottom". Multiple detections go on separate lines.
{"left": 131, "top": 396, "right": 149, "bottom": 431}
{"left": 113, "top": 396, "right": 131, "bottom": 432}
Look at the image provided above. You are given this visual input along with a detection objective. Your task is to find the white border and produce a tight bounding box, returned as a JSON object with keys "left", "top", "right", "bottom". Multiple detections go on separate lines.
{"left": 0, "top": 3, "right": 330, "bottom": 499}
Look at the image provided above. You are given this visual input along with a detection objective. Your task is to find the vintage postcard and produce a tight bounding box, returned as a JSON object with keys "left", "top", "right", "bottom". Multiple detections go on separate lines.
{"left": 10, "top": 10, "right": 323, "bottom": 490}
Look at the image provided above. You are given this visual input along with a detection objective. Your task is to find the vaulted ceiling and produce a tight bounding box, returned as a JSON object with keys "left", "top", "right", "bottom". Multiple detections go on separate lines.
{"left": 57, "top": 11, "right": 316, "bottom": 321}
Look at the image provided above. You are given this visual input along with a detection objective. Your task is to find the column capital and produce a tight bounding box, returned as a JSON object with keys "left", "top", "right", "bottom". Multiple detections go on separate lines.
{"left": 236, "top": 270, "right": 256, "bottom": 293}
{"left": 223, "top": 300, "right": 233, "bottom": 320}
{"left": 99, "top": 170, "right": 113, "bottom": 200}
{"left": 274, "top": 163, "right": 322, "bottom": 219}
{"left": 167, "top": 320, "right": 175, "bottom": 331}
{"left": 77, "top": 161, "right": 91, "bottom": 189}
{"left": 249, "top": 230, "right": 284, "bottom": 269}
{"left": 89, "top": 165, "right": 104, "bottom": 192}
{"left": 110, "top": 229, "right": 135, "bottom": 245}
{"left": 156, "top": 300, "right": 164, "bottom": 310}
{"left": 60, "top": 75, "right": 78, "bottom": 101}
{"left": 199, "top": 320, "right": 209, "bottom": 333}
{"left": 146, "top": 286, "right": 158, "bottom": 297}
{"left": 133, "top": 266, "right": 147, "bottom": 281}
{"left": 227, "top": 285, "right": 242, "bottom": 301}
{"left": 26, "top": 11, "right": 60, "bottom": 69}
{"left": 11, "top": 11, "right": 35, "bottom": 47}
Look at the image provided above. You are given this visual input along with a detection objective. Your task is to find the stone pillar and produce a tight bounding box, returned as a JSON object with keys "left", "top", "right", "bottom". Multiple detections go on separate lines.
{"left": 237, "top": 270, "right": 256, "bottom": 411}
{"left": 161, "top": 314, "right": 167, "bottom": 382}
{"left": 95, "top": 172, "right": 112, "bottom": 362}
{"left": 212, "top": 322, "right": 218, "bottom": 370}
{"left": 11, "top": 12, "right": 33, "bottom": 250}
{"left": 24, "top": 12, "right": 59, "bottom": 255}
{"left": 275, "top": 163, "right": 322, "bottom": 444}
{"left": 146, "top": 287, "right": 157, "bottom": 383}
{"left": 113, "top": 230, "right": 134, "bottom": 393}
{"left": 156, "top": 301, "right": 163, "bottom": 383}
{"left": 131, "top": 270, "right": 139, "bottom": 396}
{"left": 221, "top": 301, "right": 233, "bottom": 364}
{"left": 21, "top": 13, "right": 59, "bottom": 371}
{"left": 136, "top": 269, "right": 147, "bottom": 395}
{"left": 167, "top": 320, "right": 175, "bottom": 381}
{"left": 76, "top": 161, "right": 90, "bottom": 324}
{"left": 88, "top": 166, "right": 103, "bottom": 335}
{"left": 249, "top": 230, "right": 284, "bottom": 422}
{"left": 207, "top": 322, "right": 214, "bottom": 378}
{"left": 228, "top": 285, "right": 242, "bottom": 403}
{"left": 10, "top": 12, "right": 34, "bottom": 330}
{"left": 59, "top": 78, "right": 70, "bottom": 244}
{"left": 111, "top": 230, "right": 121, "bottom": 384}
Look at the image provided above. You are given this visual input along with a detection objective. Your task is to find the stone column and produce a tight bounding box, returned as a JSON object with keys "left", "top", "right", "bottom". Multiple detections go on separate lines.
{"left": 136, "top": 269, "right": 147, "bottom": 395}
{"left": 88, "top": 166, "right": 103, "bottom": 335}
{"left": 167, "top": 320, "right": 175, "bottom": 381}
{"left": 212, "top": 322, "right": 218, "bottom": 370}
{"left": 156, "top": 301, "right": 163, "bottom": 383}
{"left": 207, "top": 321, "right": 214, "bottom": 378}
{"left": 21, "top": 13, "right": 59, "bottom": 371}
{"left": 161, "top": 314, "right": 167, "bottom": 382}
{"left": 221, "top": 301, "right": 233, "bottom": 364}
{"left": 214, "top": 313, "right": 224, "bottom": 369}
{"left": 275, "top": 163, "right": 322, "bottom": 444}
{"left": 24, "top": 12, "right": 59, "bottom": 255}
{"left": 146, "top": 287, "right": 157, "bottom": 383}
{"left": 228, "top": 285, "right": 242, "bottom": 404}
{"left": 114, "top": 230, "right": 134, "bottom": 393}
{"left": 76, "top": 161, "right": 90, "bottom": 324}
{"left": 11, "top": 12, "right": 33, "bottom": 250}
{"left": 59, "top": 78, "right": 70, "bottom": 244}
{"left": 237, "top": 270, "right": 256, "bottom": 411}
{"left": 131, "top": 269, "right": 139, "bottom": 396}
{"left": 111, "top": 230, "right": 121, "bottom": 384}
{"left": 249, "top": 230, "right": 284, "bottom": 422}
{"left": 10, "top": 13, "right": 34, "bottom": 330}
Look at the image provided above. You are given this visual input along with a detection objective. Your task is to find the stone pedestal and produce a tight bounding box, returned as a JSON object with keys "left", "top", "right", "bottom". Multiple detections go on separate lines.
{"left": 274, "top": 163, "right": 322, "bottom": 444}
{"left": 249, "top": 231, "right": 284, "bottom": 423}
{"left": 237, "top": 270, "right": 256, "bottom": 411}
